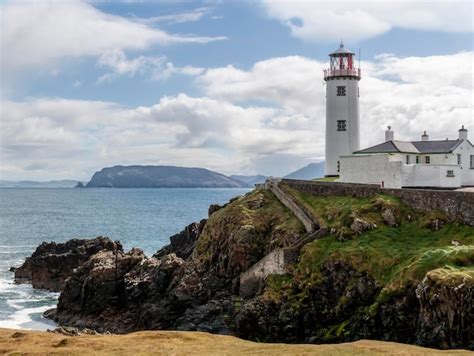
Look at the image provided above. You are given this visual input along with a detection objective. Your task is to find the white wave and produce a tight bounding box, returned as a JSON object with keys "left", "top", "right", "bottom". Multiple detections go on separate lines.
{"left": 0, "top": 245, "right": 37, "bottom": 248}
{"left": 0, "top": 304, "right": 56, "bottom": 330}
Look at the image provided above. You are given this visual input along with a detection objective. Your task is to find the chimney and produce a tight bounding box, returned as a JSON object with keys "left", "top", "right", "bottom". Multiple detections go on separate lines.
{"left": 421, "top": 131, "right": 429, "bottom": 141}
{"left": 385, "top": 126, "right": 394, "bottom": 141}
{"left": 459, "top": 125, "right": 468, "bottom": 140}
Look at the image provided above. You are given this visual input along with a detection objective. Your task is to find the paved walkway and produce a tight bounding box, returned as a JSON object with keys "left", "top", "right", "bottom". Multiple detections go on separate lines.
{"left": 457, "top": 187, "right": 474, "bottom": 193}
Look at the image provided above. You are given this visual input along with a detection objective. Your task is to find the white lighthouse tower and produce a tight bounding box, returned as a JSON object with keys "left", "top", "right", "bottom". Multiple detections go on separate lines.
{"left": 324, "top": 41, "right": 361, "bottom": 176}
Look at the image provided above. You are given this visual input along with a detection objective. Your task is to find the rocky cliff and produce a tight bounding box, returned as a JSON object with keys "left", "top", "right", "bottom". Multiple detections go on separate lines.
{"left": 17, "top": 188, "right": 474, "bottom": 350}
{"left": 12, "top": 237, "right": 121, "bottom": 291}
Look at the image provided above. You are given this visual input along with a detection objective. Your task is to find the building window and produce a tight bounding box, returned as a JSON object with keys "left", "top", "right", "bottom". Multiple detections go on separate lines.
{"left": 471, "top": 155, "right": 474, "bottom": 169}
{"left": 425, "top": 156, "right": 430, "bottom": 164}
{"left": 457, "top": 154, "right": 462, "bottom": 165}
{"left": 337, "top": 86, "right": 346, "bottom": 96}
{"left": 406, "top": 155, "right": 410, "bottom": 164}
{"left": 416, "top": 156, "right": 419, "bottom": 164}
{"left": 447, "top": 170, "right": 455, "bottom": 177}
{"left": 337, "top": 160, "right": 340, "bottom": 173}
{"left": 337, "top": 120, "right": 347, "bottom": 131}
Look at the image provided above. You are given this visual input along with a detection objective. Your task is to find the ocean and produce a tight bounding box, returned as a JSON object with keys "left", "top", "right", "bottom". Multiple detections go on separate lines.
{"left": 0, "top": 188, "right": 250, "bottom": 331}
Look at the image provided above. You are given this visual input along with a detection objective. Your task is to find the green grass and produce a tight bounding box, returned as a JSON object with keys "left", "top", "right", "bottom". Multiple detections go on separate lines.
{"left": 296, "top": 224, "right": 474, "bottom": 296}
{"left": 263, "top": 187, "right": 474, "bottom": 308}
{"left": 282, "top": 185, "right": 408, "bottom": 235}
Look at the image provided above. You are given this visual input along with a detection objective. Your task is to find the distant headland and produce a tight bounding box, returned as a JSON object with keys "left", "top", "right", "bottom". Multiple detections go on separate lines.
{"left": 1, "top": 162, "right": 325, "bottom": 189}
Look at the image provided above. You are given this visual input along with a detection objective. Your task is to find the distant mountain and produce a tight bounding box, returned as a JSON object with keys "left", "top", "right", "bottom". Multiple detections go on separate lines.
{"left": 0, "top": 180, "right": 78, "bottom": 188}
{"left": 284, "top": 162, "right": 325, "bottom": 180}
{"left": 230, "top": 175, "right": 267, "bottom": 187}
{"left": 86, "top": 165, "right": 248, "bottom": 188}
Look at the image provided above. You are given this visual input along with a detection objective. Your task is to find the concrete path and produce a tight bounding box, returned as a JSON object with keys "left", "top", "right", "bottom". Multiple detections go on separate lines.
{"left": 457, "top": 187, "right": 474, "bottom": 193}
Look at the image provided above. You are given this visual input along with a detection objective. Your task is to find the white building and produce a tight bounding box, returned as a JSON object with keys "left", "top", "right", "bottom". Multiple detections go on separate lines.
{"left": 324, "top": 42, "right": 361, "bottom": 176}
{"left": 338, "top": 126, "right": 474, "bottom": 189}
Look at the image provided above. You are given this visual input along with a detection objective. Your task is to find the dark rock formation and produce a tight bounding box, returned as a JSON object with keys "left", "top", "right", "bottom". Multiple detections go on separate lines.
{"left": 15, "top": 189, "right": 473, "bottom": 351}
{"left": 13, "top": 237, "right": 121, "bottom": 292}
{"left": 75, "top": 182, "right": 85, "bottom": 188}
{"left": 85, "top": 165, "right": 248, "bottom": 188}
{"left": 416, "top": 269, "right": 474, "bottom": 349}
{"left": 154, "top": 220, "right": 206, "bottom": 260}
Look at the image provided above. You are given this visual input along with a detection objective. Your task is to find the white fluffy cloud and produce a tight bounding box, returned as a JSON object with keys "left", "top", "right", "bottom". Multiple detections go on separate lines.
{"left": 198, "top": 51, "right": 473, "bottom": 149}
{"left": 261, "top": 1, "right": 473, "bottom": 42}
{"left": 1, "top": 51, "right": 472, "bottom": 180}
{"left": 0, "top": 0, "right": 225, "bottom": 74}
{"left": 0, "top": 94, "right": 317, "bottom": 180}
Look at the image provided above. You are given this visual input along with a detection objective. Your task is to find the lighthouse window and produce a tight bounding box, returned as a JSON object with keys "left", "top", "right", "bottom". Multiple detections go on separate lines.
{"left": 337, "top": 120, "right": 347, "bottom": 131}
{"left": 337, "top": 86, "right": 346, "bottom": 96}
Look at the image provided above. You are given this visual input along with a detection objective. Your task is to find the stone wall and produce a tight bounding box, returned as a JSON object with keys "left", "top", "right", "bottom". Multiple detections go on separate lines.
{"left": 239, "top": 248, "right": 298, "bottom": 299}
{"left": 281, "top": 179, "right": 474, "bottom": 227}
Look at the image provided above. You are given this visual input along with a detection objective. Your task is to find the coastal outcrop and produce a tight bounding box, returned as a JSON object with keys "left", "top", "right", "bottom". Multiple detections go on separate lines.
{"left": 12, "top": 237, "right": 121, "bottom": 292}
{"left": 17, "top": 186, "right": 474, "bottom": 350}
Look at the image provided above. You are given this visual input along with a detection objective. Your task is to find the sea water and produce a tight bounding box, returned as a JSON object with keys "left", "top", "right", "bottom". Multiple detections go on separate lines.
{"left": 0, "top": 188, "right": 250, "bottom": 330}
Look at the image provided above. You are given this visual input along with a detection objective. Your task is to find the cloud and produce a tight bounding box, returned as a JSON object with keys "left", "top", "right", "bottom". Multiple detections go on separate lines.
{"left": 96, "top": 49, "right": 205, "bottom": 83}
{"left": 0, "top": 0, "right": 226, "bottom": 75}
{"left": 261, "top": 1, "right": 473, "bottom": 42}
{"left": 197, "top": 51, "right": 473, "bottom": 148}
{"left": 137, "top": 7, "right": 210, "bottom": 25}
{"left": 0, "top": 95, "right": 316, "bottom": 180}
{"left": 1, "top": 51, "right": 472, "bottom": 180}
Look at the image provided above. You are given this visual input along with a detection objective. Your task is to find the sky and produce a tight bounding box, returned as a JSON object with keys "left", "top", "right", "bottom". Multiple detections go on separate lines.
{"left": 0, "top": 0, "right": 473, "bottom": 181}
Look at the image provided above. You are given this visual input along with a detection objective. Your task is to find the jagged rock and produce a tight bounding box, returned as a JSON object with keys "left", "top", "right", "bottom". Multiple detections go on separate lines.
{"left": 350, "top": 218, "right": 374, "bottom": 234}
{"left": 54, "top": 248, "right": 146, "bottom": 326}
{"left": 154, "top": 221, "right": 206, "bottom": 260}
{"left": 47, "top": 326, "right": 101, "bottom": 336}
{"left": 415, "top": 268, "right": 474, "bottom": 349}
{"left": 382, "top": 208, "right": 398, "bottom": 227}
{"left": 12, "top": 237, "right": 121, "bottom": 292}
{"left": 208, "top": 204, "right": 222, "bottom": 217}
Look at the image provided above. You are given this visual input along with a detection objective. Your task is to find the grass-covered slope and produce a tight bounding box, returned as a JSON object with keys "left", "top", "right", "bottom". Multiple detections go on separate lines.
{"left": 195, "top": 190, "right": 305, "bottom": 277}
{"left": 281, "top": 186, "right": 473, "bottom": 299}
{"left": 246, "top": 185, "right": 474, "bottom": 348}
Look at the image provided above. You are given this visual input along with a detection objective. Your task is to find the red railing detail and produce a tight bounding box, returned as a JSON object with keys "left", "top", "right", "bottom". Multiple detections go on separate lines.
{"left": 324, "top": 68, "right": 361, "bottom": 79}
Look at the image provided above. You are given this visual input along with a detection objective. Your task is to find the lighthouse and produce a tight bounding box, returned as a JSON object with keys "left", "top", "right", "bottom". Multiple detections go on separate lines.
{"left": 324, "top": 41, "right": 361, "bottom": 176}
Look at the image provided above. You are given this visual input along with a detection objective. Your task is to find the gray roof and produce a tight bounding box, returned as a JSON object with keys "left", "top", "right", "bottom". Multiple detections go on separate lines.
{"left": 412, "top": 140, "right": 463, "bottom": 153}
{"left": 329, "top": 42, "right": 355, "bottom": 56}
{"left": 355, "top": 139, "right": 463, "bottom": 155}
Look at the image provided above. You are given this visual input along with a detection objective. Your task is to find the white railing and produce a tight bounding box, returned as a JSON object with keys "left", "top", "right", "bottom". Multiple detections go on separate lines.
{"left": 324, "top": 68, "right": 361, "bottom": 79}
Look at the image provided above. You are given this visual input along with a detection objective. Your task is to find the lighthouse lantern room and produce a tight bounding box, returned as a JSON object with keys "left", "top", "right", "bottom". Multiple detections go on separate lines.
{"left": 324, "top": 41, "right": 361, "bottom": 177}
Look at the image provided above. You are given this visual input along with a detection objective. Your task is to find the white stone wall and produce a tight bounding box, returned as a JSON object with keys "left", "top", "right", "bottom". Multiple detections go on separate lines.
{"left": 454, "top": 140, "right": 474, "bottom": 186}
{"left": 339, "top": 154, "right": 402, "bottom": 188}
{"left": 401, "top": 164, "right": 461, "bottom": 188}
{"left": 340, "top": 154, "right": 464, "bottom": 188}
{"left": 325, "top": 78, "right": 360, "bottom": 176}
